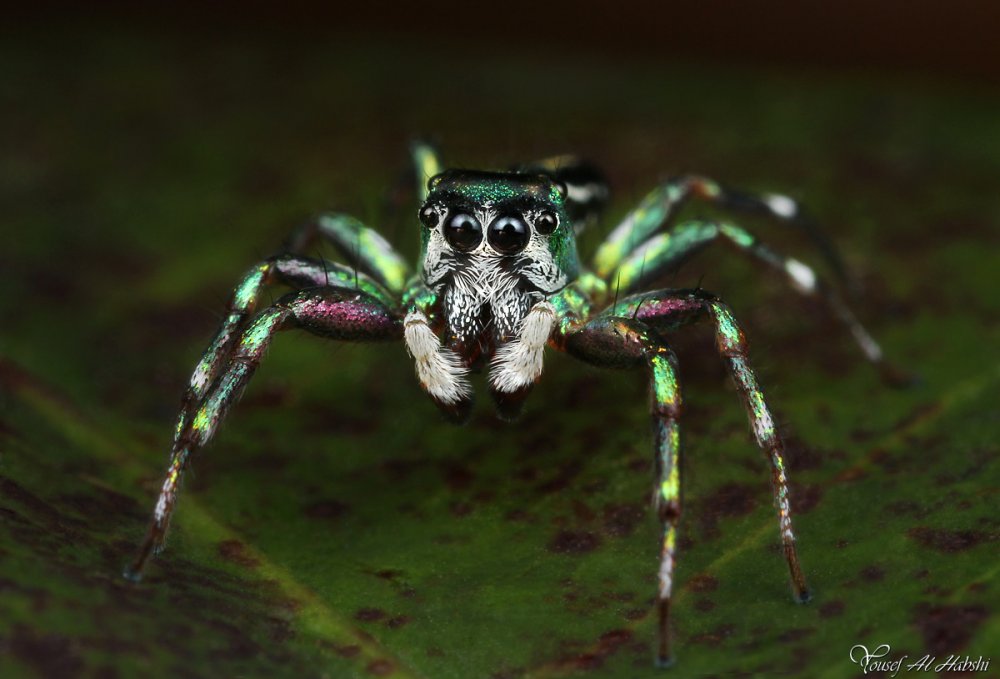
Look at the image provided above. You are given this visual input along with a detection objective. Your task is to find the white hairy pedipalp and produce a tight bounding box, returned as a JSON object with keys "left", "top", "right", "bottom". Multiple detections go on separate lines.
{"left": 489, "top": 301, "right": 557, "bottom": 393}
{"left": 403, "top": 309, "right": 470, "bottom": 404}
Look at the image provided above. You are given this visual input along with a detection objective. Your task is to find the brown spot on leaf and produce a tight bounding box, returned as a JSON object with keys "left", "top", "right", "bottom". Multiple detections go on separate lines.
{"left": 331, "top": 644, "right": 360, "bottom": 658}
{"left": 366, "top": 659, "right": 395, "bottom": 676}
{"left": 819, "top": 601, "right": 845, "bottom": 618}
{"left": 908, "top": 526, "right": 995, "bottom": 552}
{"left": 504, "top": 509, "right": 534, "bottom": 523}
{"left": 694, "top": 598, "right": 716, "bottom": 612}
{"left": 689, "top": 624, "right": 735, "bottom": 646}
{"left": 554, "top": 629, "right": 634, "bottom": 672}
{"left": 568, "top": 653, "right": 603, "bottom": 671}
{"left": 355, "top": 608, "right": 387, "bottom": 622}
{"left": 442, "top": 462, "right": 475, "bottom": 490}
{"left": 387, "top": 616, "right": 410, "bottom": 629}
{"left": 601, "top": 503, "right": 644, "bottom": 539}
{"left": 548, "top": 530, "right": 601, "bottom": 555}
{"left": 777, "top": 627, "right": 815, "bottom": 643}
{"left": 706, "top": 483, "right": 757, "bottom": 516}
{"left": 304, "top": 499, "right": 350, "bottom": 519}
{"left": 536, "top": 461, "right": 584, "bottom": 494}
{"left": 912, "top": 603, "right": 989, "bottom": 655}
{"left": 597, "top": 629, "right": 633, "bottom": 652}
{"left": 783, "top": 437, "right": 825, "bottom": 471}
{"left": 217, "top": 540, "right": 260, "bottom": 568}
{"left": 685, "top": 573, "right": 719, "bottom": 593}
{"left": 835, "top": 466, "right": 867, "bottom": 482}
{"left": 885, "top": 500, "right": 923, "bottom": 516}
{"left": 698, "top": 482, "right": 758, "bottom": 538}
{"left": 859, "top": 565, "right": 885, "bottom": 582}
{"left": 790, "top": 483, "right": 824, "bottom": 514}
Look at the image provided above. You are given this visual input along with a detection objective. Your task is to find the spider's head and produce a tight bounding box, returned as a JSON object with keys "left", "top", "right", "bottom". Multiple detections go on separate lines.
{"left": 416, "top": 169, "right": 581, "bottom": 353}
{"left": 417, "top": 169, "right": 580, "bottom": 293}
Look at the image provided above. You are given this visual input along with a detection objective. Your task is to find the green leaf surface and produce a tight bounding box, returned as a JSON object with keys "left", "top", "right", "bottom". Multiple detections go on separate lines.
{"left": 1, "top": 29, "right": 998, "bottom": 678}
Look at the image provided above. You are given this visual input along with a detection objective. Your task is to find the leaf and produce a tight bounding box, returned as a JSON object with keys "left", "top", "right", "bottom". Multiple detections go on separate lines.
{"left": 1, "top": 32, "right": 998, "bottom": 678}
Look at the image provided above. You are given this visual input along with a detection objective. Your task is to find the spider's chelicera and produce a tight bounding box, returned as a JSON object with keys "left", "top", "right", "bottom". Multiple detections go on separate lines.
{"left": 127, "top": 143, "right": 900, "bottom": 666}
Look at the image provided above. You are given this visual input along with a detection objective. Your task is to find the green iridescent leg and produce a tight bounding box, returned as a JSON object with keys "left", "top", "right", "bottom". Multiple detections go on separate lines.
{"left": 707, "top": 299, "right": 810, "bottom": 602}
{"left": 567, "top": 289, "right": 811, "bottom": 664}
{"left": 607, "top": 219, "right": 905, "bottom": 384}
{"left": 561, "top": 317, "right": 684, "bottom": 667}
{"left": 127, "top": 288, "right": 402, "bottom": 580}
{"left": 283, "top": 213, "right": 410, "bottom": 294}
{"left": 592, "top": 175, "right": 848, "bottom": 285}
{"left": 650, "top": 346, "right": 682, "bottom": 668}
{"left": 607, "top": 288, "right": 811, "bottom": 603}
{"left": 411, "top": 139, "right": 443, "bottom": 203}
{"left": 171, "top": 255, "right": 394, "bottom": 450}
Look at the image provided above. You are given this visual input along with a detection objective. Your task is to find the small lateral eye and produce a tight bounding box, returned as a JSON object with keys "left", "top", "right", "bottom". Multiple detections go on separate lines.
{"left": 419, "top": 205, "right": 437, "bottom": 228}
{"left": 534, "top": 210, "right": 558, "bottom": 234}
{"left": 444, "top": 212, "right": 483, "bottom": 252}
{"left": 488, "top": 214, "right": 530, "bottom": 254}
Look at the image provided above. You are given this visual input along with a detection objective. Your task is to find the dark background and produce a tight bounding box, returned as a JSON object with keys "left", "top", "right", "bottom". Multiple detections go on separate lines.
{"left": 11, "top": 1, "right": 1000, "bottom": 81}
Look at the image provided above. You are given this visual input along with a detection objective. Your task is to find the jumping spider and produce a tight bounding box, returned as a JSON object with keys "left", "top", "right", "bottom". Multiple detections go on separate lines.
{"left": 127, "top": 142, "right": 902, "bottom": 666}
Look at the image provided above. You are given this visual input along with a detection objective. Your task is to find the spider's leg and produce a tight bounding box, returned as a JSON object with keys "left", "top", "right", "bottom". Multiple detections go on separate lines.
{"left": 592, "top": 175, "right": 848, "bottom": 287}
{"left": 411, "top": 139, "right": 443, "bottom": 203}
{"left": 127, "top": 288, "right": 402, "bottom": 580}
{"left": 283, "top": 213, "right": 411, "bottom": 294}
{"left": 172, "top": 255, "right": 394, "bottom": 448}
{"left": 706, "top": 298, "right": 810, "bottom": 601}
{"left": 609, "top": 219, "right": 907, "bottom": 385}
{"left": 610, "top": 288, "right": 811, "bottom": 602}
{"left": 560, "top": 316, "right": 683, "bottom": 667}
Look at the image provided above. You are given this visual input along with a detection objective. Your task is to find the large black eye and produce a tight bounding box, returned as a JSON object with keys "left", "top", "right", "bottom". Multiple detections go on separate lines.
{"left": 534, "top": 210, "right": 558, "bottom": 235}
{"left": 488, "top": 215, "right": 530, "bottom": 254}
{"left": 419, "top": 205, "right": 437, "bottom": 228}
{"left": 444, "top": 212, "right": 483, "bottom": 252}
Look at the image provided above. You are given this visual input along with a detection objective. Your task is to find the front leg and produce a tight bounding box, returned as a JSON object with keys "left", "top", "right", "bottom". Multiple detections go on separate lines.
{"left": 127, "top": 288, "right": 402, "bottom": 580}
{"left": 561, "top": 290, "right": 812, "bottom": 666}
{"left": 171, "top": 255, "right": 394, "bottom": 450}
{"left": 284, "top": 213, "right": 411, "bottom": 294}
{"left": 605, "top": 288, "right": 811, "bottom": 602}
{"left": 561, "top": 316, "right": 683, "bottom": 667}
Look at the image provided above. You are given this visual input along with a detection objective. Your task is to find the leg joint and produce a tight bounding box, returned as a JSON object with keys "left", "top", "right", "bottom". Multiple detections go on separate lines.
{"left": 656, "top": 498, "right": 682, "bottom": 523}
